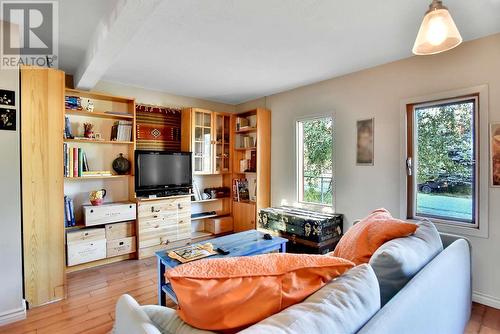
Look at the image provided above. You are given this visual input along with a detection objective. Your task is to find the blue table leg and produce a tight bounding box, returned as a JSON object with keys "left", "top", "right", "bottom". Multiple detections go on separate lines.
{"left": 280, "top": 242, "right": 287, "bottom": 253}
{"left": 157, "top": 258, "right": 166, "bottom": 306}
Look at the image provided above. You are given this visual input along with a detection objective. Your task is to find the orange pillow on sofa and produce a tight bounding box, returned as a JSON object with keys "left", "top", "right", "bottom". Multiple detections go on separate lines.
{"left": 165, "top": 253, "right": 354, "bottom": 331}
{"left": 332, "top": 208, "right": 418, "bottom": 265}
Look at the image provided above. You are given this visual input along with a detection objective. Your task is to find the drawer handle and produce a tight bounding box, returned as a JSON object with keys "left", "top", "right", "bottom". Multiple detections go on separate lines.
{"left": 154, "top": 225, "right": 159, "bottom": 229}
{"left": 90, "top": 209, "right": 94, "bottom": 213}
{"left": 178, "top": 204, "right": 183, "bottom": 210}
{"left": 119, "top": 242, "right": 124, "bottom": 246}
{"left": 151, "top": 207, "right": 160, "bottom": 213}
{"left": 162, "top": 240, "right": 170, "bottom": 245}
{"left": 153, "top": 215, "right": 158, "bottom": 218}
{"left": 84, "top": 232, "right": 89, "bottom": 236}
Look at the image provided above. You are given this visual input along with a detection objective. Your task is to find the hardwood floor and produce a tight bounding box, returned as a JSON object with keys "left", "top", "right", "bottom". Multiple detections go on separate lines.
{"left": 0, "top": 258, "right": 174, "bottom": 334}
{"left": 0, "top": 257, "right": 497, "bottom": 334}
{"left": 467, "top": 303, "right": 500, "bottom": 334}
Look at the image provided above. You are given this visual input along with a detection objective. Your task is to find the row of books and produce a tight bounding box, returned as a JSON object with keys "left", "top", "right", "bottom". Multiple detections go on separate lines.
{"left": 111, "top": 121, "right": 133, "bottom": 142}
{"left": 64, "top": 196, "right": 76, "bottom": 227}
{"left": 64, "top": 144, "right": 90, "bottom": 177}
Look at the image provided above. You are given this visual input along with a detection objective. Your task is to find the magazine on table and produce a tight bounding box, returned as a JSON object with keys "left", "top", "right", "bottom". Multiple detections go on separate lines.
{"left": 168, "top": 243, "right": 218, "bottom": 263}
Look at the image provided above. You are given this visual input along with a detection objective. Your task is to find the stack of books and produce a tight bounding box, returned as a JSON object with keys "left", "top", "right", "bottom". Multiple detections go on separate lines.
{"left": 111, "top": 120, "right": 133, "bottom": 142}
{"left": 236, "top": 117, "right": 250, "bottom": 131}
{"left": 65, "top": 96, "right": 82, "bottom": 110}
{"left": 64, "top": 196, "right": 76, "bottom": 227}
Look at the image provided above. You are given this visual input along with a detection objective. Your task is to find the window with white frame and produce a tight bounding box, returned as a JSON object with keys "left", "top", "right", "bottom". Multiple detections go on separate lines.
{"left": 296, "top": 116, "right": 334, "bottom": 206}
{"left": 406, "top": 95, "right": 479, "bottom": 227}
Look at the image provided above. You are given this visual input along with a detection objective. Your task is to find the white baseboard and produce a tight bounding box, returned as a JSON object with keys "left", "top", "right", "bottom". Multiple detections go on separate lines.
{"left": 0, "top": 300, "right": 26, "bottom": 326}
{"left": 473, "top": 291, "right": 500, "bottom": 310}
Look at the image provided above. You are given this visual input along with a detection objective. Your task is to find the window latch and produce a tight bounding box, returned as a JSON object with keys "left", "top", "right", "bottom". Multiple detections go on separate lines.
{"left": 406, "top": 157, "right": 413, "bottom": 176}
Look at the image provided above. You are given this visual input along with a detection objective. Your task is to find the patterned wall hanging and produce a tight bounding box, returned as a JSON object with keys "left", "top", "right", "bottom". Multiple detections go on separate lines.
{"left": 135, "top": 104, "right": 182, "bottom": 151}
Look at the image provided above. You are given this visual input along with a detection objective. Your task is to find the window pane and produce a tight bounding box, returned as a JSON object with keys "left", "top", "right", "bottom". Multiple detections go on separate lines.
{"left": 298, "top": 117, "right": 333, "bottom": 205}
{"left": 414, "top": 99, "right": 476, "bottom": 223}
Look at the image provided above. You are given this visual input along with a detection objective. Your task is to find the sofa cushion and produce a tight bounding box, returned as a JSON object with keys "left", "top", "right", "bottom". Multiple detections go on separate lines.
{"left": 142, "top": 305, "right": 214, "bottom": 334}
{"left": 239, "top": 264, "right": 381, "bottom": 334}
{"left": 165, "top": 253, "right": 354, "bottom": 332}
{"left": 369, "top": 219, "right": 443, "bottom": 305}
{"left": 333, "top": 208, "right": 418, "bottom": 265}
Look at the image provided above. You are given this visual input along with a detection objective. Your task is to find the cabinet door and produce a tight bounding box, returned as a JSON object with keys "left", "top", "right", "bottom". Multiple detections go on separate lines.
{"left": 233, "top": 201, "right": 256, "bottom": 232}
{"left": 214, "top": 113, "right": 231, "bottom": 174}
{"left": 192, "top": 110, "right": 213, "bottom": 174}
{"left": 21, "top": 66, "right": 65, "bottom": 306}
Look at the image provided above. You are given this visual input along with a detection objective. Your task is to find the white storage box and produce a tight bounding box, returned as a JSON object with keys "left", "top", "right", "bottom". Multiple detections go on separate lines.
{"left": 83, "top": 202, "right": 136, "bottom": 227}
{"left": 107, "top": 237, "right": 136, "bottom": 258}
{"left": 67, "top": 239, "right": 106, "bottom": 266}
{"left": 67, "top": 228, "right": 105, "bottom": 243}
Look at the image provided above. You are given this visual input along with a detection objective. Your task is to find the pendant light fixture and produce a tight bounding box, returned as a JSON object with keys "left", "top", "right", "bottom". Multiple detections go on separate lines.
{"left": 412, "top": 0, "right": 462, "bottom": 55}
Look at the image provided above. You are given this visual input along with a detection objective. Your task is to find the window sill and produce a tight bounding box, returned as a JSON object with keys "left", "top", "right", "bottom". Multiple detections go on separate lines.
{"left": 407, "top": 217, "right": 488, "bottom": 239}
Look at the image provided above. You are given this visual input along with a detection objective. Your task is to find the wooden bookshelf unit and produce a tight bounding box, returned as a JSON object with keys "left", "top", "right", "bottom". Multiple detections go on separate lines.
{"left": 232, "top": 108, "right": 271, "bottom": 232}
{"left": 63, "top": 88, "right": 137, "bottom": 272}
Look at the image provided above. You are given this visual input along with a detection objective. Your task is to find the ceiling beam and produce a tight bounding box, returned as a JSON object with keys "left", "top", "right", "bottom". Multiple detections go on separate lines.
{"left": 74, "top": 0, "right": 162, "bottom": 90}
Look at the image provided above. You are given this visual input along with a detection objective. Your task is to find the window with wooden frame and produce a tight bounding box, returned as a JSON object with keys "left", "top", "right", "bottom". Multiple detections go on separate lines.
{"left": 406, "top": 94, "right": 479, "bottom": 227}
{"left": 296, "top": 116, "right": 334, "bottom": 206}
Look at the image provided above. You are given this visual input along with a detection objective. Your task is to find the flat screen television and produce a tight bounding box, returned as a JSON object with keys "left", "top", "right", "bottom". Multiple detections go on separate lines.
{"left": 135, "top": 150, "right": 192, "bottom": 197}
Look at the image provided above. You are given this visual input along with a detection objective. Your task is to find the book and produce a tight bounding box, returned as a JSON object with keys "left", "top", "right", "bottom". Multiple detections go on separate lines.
{"left": 69, "top": 148, "right": 74, "bottom": 177}
{"left": 68, "top": 197, "right": 75, "bottom": 226}
{"left": 78, "top": 148, "right": 83, "bottom": 177}
{"left": 73, "top": 147, "right": 78, "bottom": 177}
{"left": 64, "top": 116, "right": 73, "bottom": 139}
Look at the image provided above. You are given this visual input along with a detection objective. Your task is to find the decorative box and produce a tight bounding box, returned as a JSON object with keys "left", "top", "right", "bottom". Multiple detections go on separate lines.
{"left": 258, "top": 206, "right": 343, "bottom": 243}
{"left": 83, "top": 202, "right": 136, "bottom": 227}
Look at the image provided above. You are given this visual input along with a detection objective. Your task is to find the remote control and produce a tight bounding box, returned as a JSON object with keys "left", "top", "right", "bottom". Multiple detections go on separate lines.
{"left": 217, "top": 247, "right": 230, "bottom": 255}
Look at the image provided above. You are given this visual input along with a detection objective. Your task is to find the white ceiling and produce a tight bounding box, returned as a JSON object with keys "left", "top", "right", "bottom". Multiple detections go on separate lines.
{"left": 58, "top": 0, "right": 500, "bottom": 104}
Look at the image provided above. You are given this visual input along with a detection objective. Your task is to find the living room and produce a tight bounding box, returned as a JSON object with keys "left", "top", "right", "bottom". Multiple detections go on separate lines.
{"left": 0, "top": 0, "right": 499, "bottom": 333}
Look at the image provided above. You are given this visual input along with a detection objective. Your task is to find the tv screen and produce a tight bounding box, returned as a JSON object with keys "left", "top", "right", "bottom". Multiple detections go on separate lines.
{"left": 135, "top": 151, "right": 192, "bottom": 190}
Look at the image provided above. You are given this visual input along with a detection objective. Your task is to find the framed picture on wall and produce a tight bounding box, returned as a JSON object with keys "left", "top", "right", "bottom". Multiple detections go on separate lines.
{"left": 356, "top": 118, "right": 374, "bottom": 166}
{"left": 0, "top": 89, "right": 15, "bottom": 106}
{"left": 490, "top": 123, "right": 500, "bottom": 186}
{"left": 0, "top": 108, "right": 16, "bottom": 131}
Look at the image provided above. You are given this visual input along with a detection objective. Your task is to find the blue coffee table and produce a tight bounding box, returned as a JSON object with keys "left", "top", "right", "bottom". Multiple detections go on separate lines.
{"left": 155, "top": 230, "right": 288, "bottom": 306}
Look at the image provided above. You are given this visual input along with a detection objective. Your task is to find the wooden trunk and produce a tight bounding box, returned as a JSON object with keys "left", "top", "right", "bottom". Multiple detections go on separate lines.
{"left": 21, "top": 66, "right": 66, "bottom": 306}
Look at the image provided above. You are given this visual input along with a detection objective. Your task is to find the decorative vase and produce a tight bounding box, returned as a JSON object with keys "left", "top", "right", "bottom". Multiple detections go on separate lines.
{"left": 89, "top": 189, "right": 106, "bottom": 206}
{"left": 112, "top": 153, "right": 131, "bottom": 175}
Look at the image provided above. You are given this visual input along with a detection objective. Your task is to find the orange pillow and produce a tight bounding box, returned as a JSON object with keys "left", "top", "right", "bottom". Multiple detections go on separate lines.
{"left": 332, "top": 208, "right": 418, "bottom": 265}
{"left": 165, "top": 253, "right": 354, "bottom": 331}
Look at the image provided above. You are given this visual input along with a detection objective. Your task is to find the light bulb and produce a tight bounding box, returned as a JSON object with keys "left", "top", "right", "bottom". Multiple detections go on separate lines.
{"left": 426, "top": 16, "right": 448, "bottom": 46}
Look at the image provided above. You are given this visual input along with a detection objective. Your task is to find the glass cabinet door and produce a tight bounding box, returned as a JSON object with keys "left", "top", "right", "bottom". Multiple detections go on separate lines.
{"left": 193, "top": 110, "right": 212, "bottom": 174}
{"left": 214, "top": 114, "right": 231, "bottom": 173}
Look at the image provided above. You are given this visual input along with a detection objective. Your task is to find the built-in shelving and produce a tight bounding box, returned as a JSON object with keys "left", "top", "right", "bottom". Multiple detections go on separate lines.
{"left": 64, "top": 175, "right": 132, "bottom": 180}
{"left": 65, "top": 109, "right": 134, "bottom": 120}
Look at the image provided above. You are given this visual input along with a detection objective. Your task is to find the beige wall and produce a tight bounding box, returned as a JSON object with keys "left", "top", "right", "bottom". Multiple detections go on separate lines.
{"left": 95, "top": 81, "right": 236, "bottom": 113}
{"left": 0, "top": 21, "right": 24, "bottom": 324}
{"left": 237, "top": 33, "right": 500, "bottom": 308}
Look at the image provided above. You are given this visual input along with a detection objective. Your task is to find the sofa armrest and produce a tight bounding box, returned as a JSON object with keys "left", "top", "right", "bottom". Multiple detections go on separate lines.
{"left": 114, "top": 294, "right": 161, "bottom": 334}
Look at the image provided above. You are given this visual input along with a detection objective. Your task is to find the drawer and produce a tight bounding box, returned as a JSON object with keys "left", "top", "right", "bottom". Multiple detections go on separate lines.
{"left": 137, "top": 197, "right": 191, "bottom": 218}
{"left": 67, "top": 228, "right": 105, "bottom": 244}
{"left": 67, "top": 239, "right": 106, "bottom": 266}
{"left": 105, "top": 221, "right": 135, "bottom": 240}
{"left": 83, "top": 202, "right": 136, "bottom": 226}
{"left": 139, "top": 226, "right": 192, "bottom": 248}
{"left": 206, "top": 216, "right": 233, "bottom": 234}
{"left": 107, "top": 237, "right": 136, "bottom": 258}
{"left": 138, "top": 239, "right": 191, "bottom": 259}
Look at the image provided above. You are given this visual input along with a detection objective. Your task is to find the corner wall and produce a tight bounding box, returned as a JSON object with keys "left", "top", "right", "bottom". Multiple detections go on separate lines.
{"left": 0, "top": 21, "right": 24, "bottom": 324}
{"left": 237, "top": 33, "right": 500, "bottom": 308}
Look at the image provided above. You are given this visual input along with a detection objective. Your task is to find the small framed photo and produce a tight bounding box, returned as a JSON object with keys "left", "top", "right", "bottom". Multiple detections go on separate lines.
{"left": 0, "top": 108, "right": 16, "bottom": 131}
{"left": 356, "top": 118, "right": 374, "bottom": 166}
{"left": 490, "top": 123, "right": 500, "bottom": 186}
{"left": 0, "top": 89, "right": 15, "bottom": 106}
